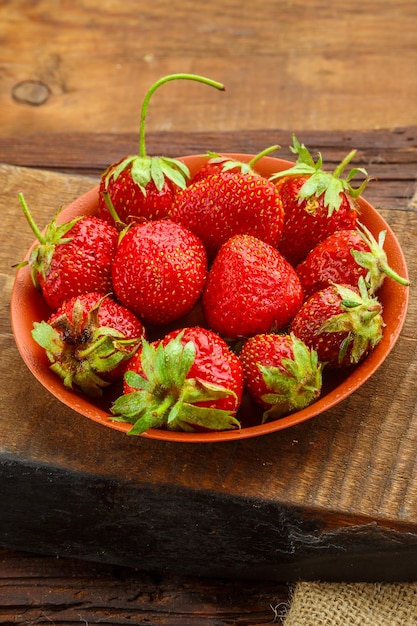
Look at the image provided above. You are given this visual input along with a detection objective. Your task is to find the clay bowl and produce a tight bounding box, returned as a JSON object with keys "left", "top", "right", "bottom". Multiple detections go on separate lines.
{"left": 11, "top": 154, "right": 409, "bottom": 442}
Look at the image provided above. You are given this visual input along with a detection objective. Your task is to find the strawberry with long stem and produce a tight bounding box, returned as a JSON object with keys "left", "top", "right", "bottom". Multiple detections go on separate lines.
{"left": 15, "top": 193, "right": 119, "bottom": 310}
{"left": 98, "top": 73, "right": 225, "bottom": 225}
{"left": 296, "top": 222, "right": 410, "bottom": 298}
{"left": 270, "top": 135, "right": 370, "bottom": 266}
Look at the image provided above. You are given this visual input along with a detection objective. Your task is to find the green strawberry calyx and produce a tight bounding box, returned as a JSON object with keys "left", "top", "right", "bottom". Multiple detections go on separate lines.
{"left": 270, "top": 134, "right": 371, "bottom": 215}
{"left": 202, "top": 144, "right": 280, "bottom": 176}
{"left": 351, "top": 222, "right": 410, "bottom": 292}
{"left": 32, "top": 296, "right": 143, "bottom": 398}
{"left": 14, "top": 192, "right": 83, "bottom": 288}
{"left": 104, "top": 73, "right": 225, "bottom": 196}
{"left": 259, "top": 334, "right": 323, "bottom": 422}
{"left": 318, "top": 277, "right": 384, "bottom": 365}
{"left": 103, "top": 154, "right": 191, "bottom": 196}
{"left": 110, "top": 330, "right": 241, "bottom": 435}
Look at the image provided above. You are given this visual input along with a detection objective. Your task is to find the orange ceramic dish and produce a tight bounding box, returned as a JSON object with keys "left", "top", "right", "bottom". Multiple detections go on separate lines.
{"left": 10, "top": 155, "right": 409, "bottom": 442}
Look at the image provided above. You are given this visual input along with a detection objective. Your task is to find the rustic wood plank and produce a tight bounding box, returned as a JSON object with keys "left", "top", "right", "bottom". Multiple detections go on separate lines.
{"left": 0, "top": 549, "right": 290, "bottom": 625}
{"left": 1, "top": 1, "right": 417, "bottom": 136}
{"left": 1, "top": 127, "right": 416, "bottom": 210}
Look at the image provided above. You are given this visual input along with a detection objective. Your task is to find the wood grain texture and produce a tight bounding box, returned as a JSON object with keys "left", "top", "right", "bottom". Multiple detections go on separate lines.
{"left": 1, "top": 1, "right": 417, "bottom": 137}
{"left": 1, "top": 127, "right": 416, "bottom": 209}
{"left": 0, "top": 549, "right": 290, "bottom": 625}
{"left": 1, "top": 128, "right": 417, "bottom": 583}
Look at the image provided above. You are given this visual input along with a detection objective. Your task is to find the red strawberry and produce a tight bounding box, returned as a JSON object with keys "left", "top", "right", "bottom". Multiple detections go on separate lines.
{"left": 15, "top": 193, "right": 118, "bottom": 310}
{"left": 270, "top": 135, "right": 370, "bottom": 266}
{"left": 169, "top": 170, "right": 285, "bottom": 260}
{"left": 98, "top": 73, "right": 225, "bottom": 225}
{"left": 99, "top": 159, "right": 180, "bottom": 225}
{"left": 111, "top": 219, "right": 207, "bottom": 325}
{"left": 110, "top": 327, "right": 244, "bottom": 434}
{"left": 289, "top": 278, "right": 384, "bottom": 368}
{"left": 32, "top": 292, "right": 145, "bottom": 397}
{"left": 201, "top": 234, "right": 304, "bottom": 339}
{"left": 296, "top": 223, "right": 410, "bottom": 298}
{"left": 191, "top": 145, "right": 279, "bottom": 183}
{"left": 239, "top": 333, "right": 323, "bottom": 421}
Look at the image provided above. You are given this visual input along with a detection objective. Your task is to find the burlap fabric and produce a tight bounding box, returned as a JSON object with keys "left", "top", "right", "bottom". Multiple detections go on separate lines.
{"left": 282, "top": 582, "right": 417, "bottom": 625}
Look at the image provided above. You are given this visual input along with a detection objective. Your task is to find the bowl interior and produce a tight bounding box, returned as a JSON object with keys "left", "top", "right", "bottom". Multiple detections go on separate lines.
{"left": 10, "top": 154, "right": 409, "bottom": 442}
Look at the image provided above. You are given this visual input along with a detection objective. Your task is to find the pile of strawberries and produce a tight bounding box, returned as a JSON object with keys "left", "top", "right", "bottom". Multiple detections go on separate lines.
{"left": 16, "top": 74, "right": 409, "bottom": 435}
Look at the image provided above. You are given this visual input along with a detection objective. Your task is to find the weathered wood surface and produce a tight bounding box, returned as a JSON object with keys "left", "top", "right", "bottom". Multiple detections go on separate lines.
{"left": 1, "top": 126, "right": 416, "bottom": 208}
{"left": 1, "top": 1, "right": 417, "bottom": 137}
{"left": 0, "top": 128, "right": 417, "bottom": 588}
{"left": 0, "top": 549, "right": 290, "bottom": 625}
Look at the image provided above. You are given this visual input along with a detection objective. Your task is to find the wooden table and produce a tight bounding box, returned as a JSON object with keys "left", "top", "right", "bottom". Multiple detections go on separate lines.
{"left": 1, "top": 1, "right": 417, "bottom": 624}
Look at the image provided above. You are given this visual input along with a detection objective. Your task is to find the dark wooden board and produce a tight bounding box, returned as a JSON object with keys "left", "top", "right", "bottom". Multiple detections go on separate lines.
{"left": 0, "top": 548, "right": 290, "bottom": 625}
{"left": 1, "top": 128, "right": 417, "bottom": 582}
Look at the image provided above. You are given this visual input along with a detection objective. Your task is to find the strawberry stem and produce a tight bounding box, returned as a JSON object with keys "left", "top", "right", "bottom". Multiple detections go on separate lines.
{"left": 138, "top": 73, "right": 225, "bottom": 158}
{"left": 248, "top": 144, "right": 280, "bottom": 166}
{"left": 378, "top": 262, "right": 410, "bottom": 286}
{"left": 18, "top": 192, "right": 46, "bottom": 244}
{"left": 77, "top": 334, "right": 110, "bottom": 359}
{"left": 353, "top": 222, "right": 410, "bottom": 290}
{"left": 333, "top": 149, "right": 357, "bottom": 178}
{"left": 102, "top": 190, "right": 123, "bottom": 225}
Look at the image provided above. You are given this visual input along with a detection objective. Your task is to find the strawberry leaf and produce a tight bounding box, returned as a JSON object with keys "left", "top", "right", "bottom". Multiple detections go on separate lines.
{"left": 258, "top": 335, "right": 323, "bottom": 421}
{"left": 317, "top": 279, "right": 384, "bottom": 365}
{"left": 351, "top": 222, "right": 410, "bottom": 292}
{"left": 105, "top": 155, "right": 137, "bottom": 184}
{"left": 124, "top": 369, "right": 151, "bottom": 392}
{"left": 130, "top": 157, "right": 152, "bottom": 194}
{"left": 150, "top": 157, "right": 165, "bottom": 191}
{"left": 166, "top": 403, "right": 241, "bottom": 432}
{"left": 198, "top": 146, "right": 280, "bottom": 177}
{"left": 180, "top": 377, "right": 238, "bottom": 405}
{"left": 159, "top": 157, "right": 190, "bottom": 189}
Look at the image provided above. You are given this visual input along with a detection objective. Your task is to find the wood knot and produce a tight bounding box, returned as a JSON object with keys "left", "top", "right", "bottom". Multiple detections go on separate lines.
{"left": 12, "top": 80, "right": 51, "bottom": 106}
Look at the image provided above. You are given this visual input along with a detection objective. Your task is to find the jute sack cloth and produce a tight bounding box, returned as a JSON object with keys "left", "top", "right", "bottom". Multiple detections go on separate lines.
{"left": 282, "top": 582, "right": 417, "bottom": 626}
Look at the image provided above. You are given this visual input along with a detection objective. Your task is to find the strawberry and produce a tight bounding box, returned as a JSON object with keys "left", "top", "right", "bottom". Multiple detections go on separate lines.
{"left": 15, "top": 193, "right": 118, "bottom": 310}
{"left": 32, "top": 292, "right": 145, "bottom": 397}
{"left": 191, "top": 145, "right": 280, "bottom": 183}
{"left": 296, "top": 222, "right": 410, "bottom": 298}
{"left": 111, "top": 219, "right": 207, "bottom": 325}
{"left": 201, "top": 234, "right": 304, "bottom": 339}
{"left": 270, "top": 135, "right": 370, "bottom": 266}
{"left": 169, "top": 170, "right": 285, "bottom": 260}
{"left": 98, "top": 73, "right": 225, "bottom": 225}
{"left": 110, "top": 327, "right": 244, "bottom": 434}
{"left": 289, "top": 278, "right": 384, "bottom": 368}
{"left": 239, "top": 333, "right": 323, "bottom": 421}
{"left": 99, "top": 159, "right": 180, "bottom": 225}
